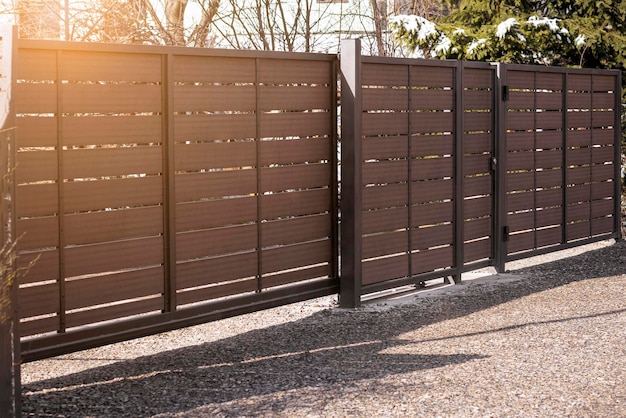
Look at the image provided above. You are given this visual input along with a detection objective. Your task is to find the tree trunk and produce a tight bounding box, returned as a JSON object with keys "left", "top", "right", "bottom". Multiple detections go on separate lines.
{"left": 165, "top": 0, "right": 188, "bottom": 45}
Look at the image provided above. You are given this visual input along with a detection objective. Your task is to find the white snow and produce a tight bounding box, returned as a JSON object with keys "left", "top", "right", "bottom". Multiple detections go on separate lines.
{"left": 496, "top": 18, "right": 519, "bottom": 39}
{"left": 575, "top": 34, "right": 586, "bottom": 48}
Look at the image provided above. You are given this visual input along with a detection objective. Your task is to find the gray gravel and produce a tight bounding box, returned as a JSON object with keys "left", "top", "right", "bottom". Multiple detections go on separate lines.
{"left": 21, "top": 239, "right": 626, "bottom": 417}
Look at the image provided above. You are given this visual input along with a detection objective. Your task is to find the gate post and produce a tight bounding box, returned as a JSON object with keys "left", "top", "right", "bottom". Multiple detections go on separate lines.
{"left": 339, "top": 39, "right": 363, "bottom": 308}
{"left": 0, "top": 25, "right": 20, "bottom": 418}
{"left": 493, "top": 63, "right": 508, "bottom": 273}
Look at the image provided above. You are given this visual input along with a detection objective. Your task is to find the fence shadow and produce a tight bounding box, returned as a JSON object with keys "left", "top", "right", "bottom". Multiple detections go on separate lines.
{"left": 21, "top": 240, "right": 625, "bottom": 417}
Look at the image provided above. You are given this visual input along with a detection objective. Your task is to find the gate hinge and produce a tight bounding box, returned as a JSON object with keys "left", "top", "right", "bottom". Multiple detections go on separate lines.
{"left": 502, "top": 85, "right": 509, "bottom": 101}
{"left": 503, "top": 226, "right": 510, "bottom": 242}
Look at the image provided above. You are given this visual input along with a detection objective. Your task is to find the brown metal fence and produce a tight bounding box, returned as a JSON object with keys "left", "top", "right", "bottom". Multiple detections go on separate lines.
{"left": 0, "top": 33, "right": 621, "bottom": 418}
{"left": 340, "top": 39, "right": 622, "bottom": 304}
{"left": 10, "top": 35, "right": 339, "bottom": 362}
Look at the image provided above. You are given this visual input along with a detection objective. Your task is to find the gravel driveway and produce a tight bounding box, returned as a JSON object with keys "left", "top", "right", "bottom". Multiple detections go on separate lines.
{"left": 21, "top": 239, "right": 626, "bottom": 417}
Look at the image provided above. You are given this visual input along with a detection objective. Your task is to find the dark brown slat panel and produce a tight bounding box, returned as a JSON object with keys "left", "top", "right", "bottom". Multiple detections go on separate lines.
{"left": 411, "top": 112, "right": 454, "bottom": 133}
{"left": 507, "top": 151, "right": 534, "bottom": 171}
{"left": 362, "top": 112, "right": 408, "bottom": 136}
{"left": 20, "top": 316, "right": 58, "bottom": 338}
{"left": 593, "top": 93, "right": 615, "bottom": 109}
{"left": 174, "top": 85, "right": 256, "bottom": 112}
{"left": 507, "top": 191, "right": 534, "bottom": 212}
{"left": 463, "top": 112, "right": 492, "bottom": 133}
{"left": 464, "top": 154, "right": 490, "bottom": 175}
{"left": 412, "top": 201, "right": 453, "bottom": 226}
{"left": 464, "top": 217, "right": 491, "bottom": 241}
{"left": 176, "top": 197, "right": 257, "bottom": 232}
{"left": 63, "top": 147, "right": 163, "bottom": 179}
{"left": 506, "top": 171, "right": 534, "bottom": 192}
{"left": 15, "top": 83, "right": 57, "bottom": 114}
{"left": 592, "top": 75, "right": 616, "bottom": 92}
{"left": 591, "top": 217, "right": 613, "bottom": 236}
{"left": 362, "top": 160, "right": 408, "bottom": 185}
{"left": 411, "top": 89, "right": 453, "bottom": 110}
{"left": 362, "top": 255, "right": 409, "bottom": 285}
{"left": 262, "top": 214, "right": 331, "bottom": 247}
{"left": 175, "top": 141, "right": 256, "bottom": 171}
{"left": 506, "top": 111, "right": 534, "bottom": 132}
{"left": 176, "top": 169, "right": 256, "bottom": 202}
{"left": 62, "top": 84, "right": 162, "bottom": 114}
{"left": 173, "top": 55, "right": 255, "bottom": 83}
{"left": 16, "top": 151, "right": 57, "bottom": 184}
{"left": 464, "top": 238, "right": 491, "bottom": 263}
{"left": 363, "top": 183, "right": 408, "bottom": 210}
{"left": 536, "top": 188, "right": 562, "bottom": 208}
{"left": 174, "top": 114, "right": 256, "bottom": 142}
{"left": 261, "top": 188, "right": 330, "bottom": 220}
{"left": 536, "top": 169, "right": 562, "bottom": 188}
{"left": 591, "top": 199, "right": 614, "bottom": 218}
{"left": 65, "top": 267, "right": 164, "bottom": 310}
{"left": 508, "top": 91, "right": 534, "bottom": 109}
{"left": 410, "top": 66, "right": 454, "bottom": 88}
{"left": 567, "top": 184, "right": 591, "bottom": 203}
{"left": 464, "top": 175, "right": 491, "bottom": 197}
{"left": 64, "top": 236, "right": 163, "bottom": 278}
{"left": 412, "top": 178, "right": 453, "bottom": 204}
{"left": 363, "top": 136, "right": 408, "bottom": 160}
{"left": 591, "top": 181, "right": 614, "bottom": 200}
{"left": 363, "top": 230, "right": 408, "bottom": 259}
{"left": 412, "top": 136, "right": 453, "bottom": 157}
{"left": 63, "top": 115, "right": 162, "bottom": 146}
{"left": 508, "top": 211, "right": 534, "bottom": 232}
{"left": 260, "top": 137, "right": 331, "bottom": 165}
{"left": 506, "top": 131, "right": 534, "bottom": 152}
{"left": 465, "top": 196, "right": 492, "bottom": 219}
{"left": 463, "top": 89, "right": 492, "bottom": 109}
{"left": 567, "top": 147, "right": 591, "bottom": 166}
{"left": 567, "top": 93, "right": 591, "bottom": 109}
{"left": 566, "top": 221, "right": 590, "bottom": 241}
{"left": 592, "top": 111, "right": 615, "bottom": 128}
{"left": 567, "top": 112, "right": 592, "bottom": 129}
{"left": 16, "top": 216, "right": 58, "bottom": 250}
{"left": 536, "top": 72, "right": 563, "bottom": 90}
{"left": 177, "top": 224, "right": 257, "bottom": 261}
{"left": 536, "top": 226, "right": 562, "bottom": 248}
{"left": 591, "top": 146, "right": 614, "bottom": 164}
{"left": 536, "top": 92, "right": 563, "bottom": 110}
{"left": 177, "top": 279, "right": 258, "bottom": 306}
{"left": 65, "top": 206, "right": 163, "bottom": 246}
{"left": 507, "top": 71, "right": 535, "bottom": 89}
{"left": 591, "top": 165, "right": 614, "bottom": 183}
{"left": 262, "top": 240, "right": 331, "bottom": 274}
{"left": 260, "top": 85, "right": 331, "bottom": 111}
{"left": 18, "top": 283, "right": 59, "bottom": 319}
{"left": 15, "top": 116, "right": 57, "bottom": 148}
{"left": 259, "top": 59, "right": 333, "bottom": 85}
{"left": 65, "top": 176, "right": 162, "bottom": 213}
{"left": 536, "top": 207, "right": 562, "bottom": 228}
{"left": 412, "top": 157, "right": 453, "bottom": 180}
{"left": 567, "top": 202, "right": 591, "bottom": 222}
{"left": 535, "top": 150, "right": 562, "bottom": 169}
{"left": 362, "top": 63, "right": 408, "bottom": 86}
{"left": 362, "top": 207, "right": 409, "bottom": 235}
{"left": 507, "top": 231, "right": 534, "bottom": 253}
{"left": 592, "top": 129, "right": 616, "bottom": 145}
{"left": 176, "top": 252, "right": 257, "bottom": 290}
{"left": 261, "top": 163, "right": 330, "bottom": 192}
{"left": 465, "top": 131, "right": 493, "bottom": 152}
{"left": 566, "top": 167, "right": 591, "bottom": 185}
{"left": 412, "top": 223, "right": 453, "bottom": 249}
{"left": 17, "top": 48, "right": 57, "bottom": 80}
{"left": 412, "top": 246, "right": 453, "bottom": 274}
{"left": 17, "top": 250, "right": 59, "bottom": 285}
{"left": 568, "top": 74, "right": 592, "bottom": 91}
{"left": 363, "top": 88, "right": 408, "bottom": 111}
{"left": 66, "top": 297, "right": 164, "bottom": 329}
{"left": 536, "top": 130, "right": 562, "bottom": 149}
{"left": 262, "top": 265, "right": 331, "bottom": 289}
{"left": 259, "top": 111, "right": 332, "bottom": 139}
{"left": 60, "top": 51, "right": 161, "bottom": 81}
{"left": 463, "top": 67, "right": 493, "bottom": 88}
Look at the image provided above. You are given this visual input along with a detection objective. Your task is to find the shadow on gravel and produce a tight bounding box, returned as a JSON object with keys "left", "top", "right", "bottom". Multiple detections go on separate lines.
{"left": 21, "top": 240, "right": 626, "bottom": 417}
